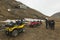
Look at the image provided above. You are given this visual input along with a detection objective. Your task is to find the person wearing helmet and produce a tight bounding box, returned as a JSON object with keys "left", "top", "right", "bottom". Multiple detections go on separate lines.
{"left": 16, "top": 19, "right": 23, "bottom": 25}
{"left": 45, "top": 17, "right": 49, "bottom": 29}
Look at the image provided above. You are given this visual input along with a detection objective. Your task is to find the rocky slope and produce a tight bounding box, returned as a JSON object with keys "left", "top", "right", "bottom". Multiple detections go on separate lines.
{"left": 0, "top": 0, "right": 46, "bottom": 20}
{"left": 51, "top": 12, "right": 60, "bottom": 21}
{"left": 51, "top": 12, "right": 60, "bottom": 18}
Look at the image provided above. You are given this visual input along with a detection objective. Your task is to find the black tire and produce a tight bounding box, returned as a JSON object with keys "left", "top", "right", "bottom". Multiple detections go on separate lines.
{"left": 5, "top": 31, "right": 9, "bottom": 36}
{"left": 34, "top": 25, "right": 37, "bottom": 27}
{"left": 5, "top": 31, "right": 12, "bottom": 36}
{"left": 12, "top": 30, "right": 18, "bottom": 37}
{"left": 29, "top": 25, "right": 33, "bottom": 27}
{"left": 18, "top": 28, "right": 25, "bottom": 33}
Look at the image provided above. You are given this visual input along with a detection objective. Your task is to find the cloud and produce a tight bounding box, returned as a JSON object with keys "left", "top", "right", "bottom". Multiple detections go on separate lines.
{"left": 16, "top": 0, "right": 60, "bottom": 16}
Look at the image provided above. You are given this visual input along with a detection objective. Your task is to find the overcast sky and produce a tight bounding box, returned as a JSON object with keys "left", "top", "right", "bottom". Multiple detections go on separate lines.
{"left": 16, "top": 0, "right": 60, "bottom": 16}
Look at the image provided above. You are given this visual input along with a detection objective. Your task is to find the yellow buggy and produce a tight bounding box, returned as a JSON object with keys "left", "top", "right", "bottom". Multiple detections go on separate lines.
{"left": 5, "top": 23, "right": 25, "bottom": 37}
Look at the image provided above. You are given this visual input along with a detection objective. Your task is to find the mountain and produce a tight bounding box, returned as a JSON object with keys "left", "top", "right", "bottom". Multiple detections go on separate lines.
{"left": 0, "top": 0, "right": 46, "bottom": 20}
{"left": 51, "top": 12, "right": 60, "bottom": 21}
{"left": 51, "top": 12, "right": 60, "bottom": 18}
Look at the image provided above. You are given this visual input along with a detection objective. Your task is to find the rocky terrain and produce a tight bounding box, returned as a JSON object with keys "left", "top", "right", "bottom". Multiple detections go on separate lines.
{"left": 0, "top": 0, "right": 60, "bottom": 40}
{"left": 0, "top": 22, "right": 60, "bottom": 40}
{"left": 0, "top": 0, "right": 46, "bottom": 21}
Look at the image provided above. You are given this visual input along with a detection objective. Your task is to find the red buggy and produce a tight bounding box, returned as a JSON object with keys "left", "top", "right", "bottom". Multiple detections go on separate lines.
{"left": 29, "top": 21, "right": 42, "bottom": 27}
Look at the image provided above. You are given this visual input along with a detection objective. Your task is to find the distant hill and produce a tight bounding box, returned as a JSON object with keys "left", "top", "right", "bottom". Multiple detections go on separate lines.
{"left": 51, "top": 12, "right": 60, "bottom": 18}
{"left": 51, "top": 12, "right": 60, "bottom": 21}
{"left": 0, "top": 0, "right": 46, "bottom": 20}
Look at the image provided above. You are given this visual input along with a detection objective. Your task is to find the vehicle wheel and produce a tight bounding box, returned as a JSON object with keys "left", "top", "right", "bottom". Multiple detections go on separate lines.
{"left": 34, "top": 25, "right": 36, "bottom": 27}
{"left": 18, "top": 28, "right": 25, "bottom": 33}
{"left": 37, "top": 24, "right": 40, "bottom": 26}
{"left": 5, "top": 31, "right": 9, "bottom": 36}
{"left": 12, "top": 30, "right": 18, "bottom": 37}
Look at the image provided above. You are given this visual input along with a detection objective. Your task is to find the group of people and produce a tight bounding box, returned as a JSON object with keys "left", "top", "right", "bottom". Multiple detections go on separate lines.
{"left": 45, "top": 18, "right": 55, "bottom": 30}
{"left": 6, "top": 19, "right": 24, "bottom": 27}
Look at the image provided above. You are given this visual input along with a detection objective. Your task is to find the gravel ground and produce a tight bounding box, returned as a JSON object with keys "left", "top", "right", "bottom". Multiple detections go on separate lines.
{"left": 0, "top": 22, "right": 60, "bottom": 40}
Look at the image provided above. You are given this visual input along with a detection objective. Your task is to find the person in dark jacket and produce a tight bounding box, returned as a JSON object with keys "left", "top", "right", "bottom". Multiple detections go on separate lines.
{"left": 49, "top": 20, "right": 55, "bottom": 30}
{"left": 45, "top": 18, "right": 49, "bottom": 29}
{"left": 6, "top": 21, "right": 15, "bottom": 27}
{"left": 16, "top": 19, "right": 23, "bottom": 25}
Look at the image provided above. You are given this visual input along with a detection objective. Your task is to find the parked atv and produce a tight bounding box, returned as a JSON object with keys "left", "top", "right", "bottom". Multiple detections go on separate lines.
{"left": 29, "top": 21, "right": 42, "bottom": 27}
{"left": 4, "top": 20, "right": 25, "bottom": 37}
{"left": 5, "top": 24, "right": 25, "bottom": 37}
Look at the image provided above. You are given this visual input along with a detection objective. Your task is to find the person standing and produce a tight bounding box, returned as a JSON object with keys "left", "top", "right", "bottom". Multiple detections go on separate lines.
{"left": 49, "top": 20, "right": 55, "bottom": 30}
{"left": 45, "top": 17, "right": 49, "bottom": 29}
{"left": 16, "top": 19, "right": 24, "bottom": 25}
